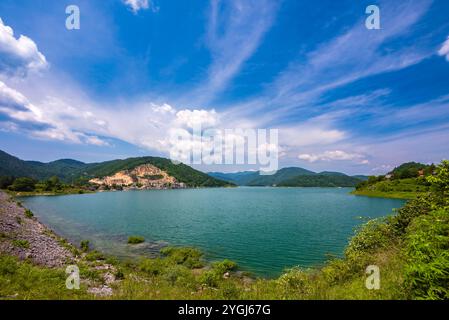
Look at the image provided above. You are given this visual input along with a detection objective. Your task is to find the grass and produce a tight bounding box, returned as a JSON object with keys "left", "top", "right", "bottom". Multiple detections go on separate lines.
{"left": 352, "top": 189, "right": 422, "bottom": 200}
{"left": 6, "top": 188, "right": 94, "bottom": 198}
{"left": 12, "top": 239, "right": 30, "bottom": 249}
{"left": 352, "top": 177, "right": 430, "bottom": 199}
{"left": 0, "top": 256, "right": 91, "bottom": 300}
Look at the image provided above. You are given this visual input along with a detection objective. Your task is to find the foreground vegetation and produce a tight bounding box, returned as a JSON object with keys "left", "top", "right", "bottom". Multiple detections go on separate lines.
{"left": 1, "top": 161, "right": 449, "bottom": 300}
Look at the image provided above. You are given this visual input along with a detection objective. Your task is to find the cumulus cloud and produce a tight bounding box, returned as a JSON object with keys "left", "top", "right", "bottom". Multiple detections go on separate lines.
{"left": 298, "top": 150, "right": 368, "bottom": 164}
{"left": 0, "top": 18, "right": 47, "bottom": 77}
{"left": 175, "top": 109, "right": 219, "bottom": 130}
{"left": 438, "top": 36, "right": 449, "bottom": 61}
{"left": 123, "top": 0, "right": 158, "bottom": 13}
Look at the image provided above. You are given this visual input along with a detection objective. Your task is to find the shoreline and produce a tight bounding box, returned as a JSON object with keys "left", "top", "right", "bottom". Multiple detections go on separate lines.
{"left": 0, "top": 191, "right": 75, "bottom": 267}
{"left": 351, "top": 189, "right": 421, "bottom": 200}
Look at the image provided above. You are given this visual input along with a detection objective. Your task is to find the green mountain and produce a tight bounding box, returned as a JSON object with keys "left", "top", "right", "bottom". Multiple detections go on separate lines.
{"left": 206, "top": 171, "right": 259, "bottom": 186}
{"left": 0, "top": 150, "right": 232, "bottom": 187}
{"left": 389, "top": 162, "right": 434, "bottom": 179}
{"left": 209, "top": 167, "right": 363, "bottom": 187}
{"left": 0, "top": 150, "right": 86, "bottom": 181}
{"left": 278, "top": 174, "right": 362, "bottom": 187}
{"left": 79, "top": 157, "right": 232, "bottom": 187}
{"left": 352, "top": 175, "right": 369, "bottom": 181}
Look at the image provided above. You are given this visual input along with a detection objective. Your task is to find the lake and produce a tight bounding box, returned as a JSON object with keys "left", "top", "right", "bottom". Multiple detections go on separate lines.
{"left": 21, "top": 187, "right": 405, "bottom": 277}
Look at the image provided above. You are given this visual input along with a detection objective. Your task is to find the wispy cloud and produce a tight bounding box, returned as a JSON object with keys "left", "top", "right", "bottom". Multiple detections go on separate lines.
{"left": 298, "top": 150, "right": 368, "bottom": 164}
{"left": 438, "top": 36, "right": 449, "bottom": 61}
{"left": 123, "top": 0, "right": 158, "bottom": 14}
{"left": 191, "top": 0, "right": 278, "bottom": 104}
{"left": 227, "top": 0, "right": 433, "bottom": 123}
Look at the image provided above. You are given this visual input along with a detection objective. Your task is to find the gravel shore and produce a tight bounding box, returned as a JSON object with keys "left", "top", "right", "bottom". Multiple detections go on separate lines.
{"left": 0, "top": 191, "right": 75, "bottom": 267}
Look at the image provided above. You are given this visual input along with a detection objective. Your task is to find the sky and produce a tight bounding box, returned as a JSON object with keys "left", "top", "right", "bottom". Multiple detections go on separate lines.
{"left": 0, "top": 0, "right": 449, "bottom": 175}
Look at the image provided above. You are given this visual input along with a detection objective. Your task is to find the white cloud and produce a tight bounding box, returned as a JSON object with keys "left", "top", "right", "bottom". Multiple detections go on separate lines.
{"left": 123, "top": 0, "right": 158, "bottom": 13}
{"left": 438, "top": 36, "right": 449, "bottom": 61}
{"left": 152, "top": 103, "right": 175, "bottom": 114}
{"left": 0, "top": 80, "right": 109, "bottom": 146}
{"left": 0, "top": 18, "right": 47, "bottom": 77}
{"left": 175, "top": 109, "right": 219, "bottom": 130}
{"left": 298, "top": 150, "right": 368, "bottom": 164}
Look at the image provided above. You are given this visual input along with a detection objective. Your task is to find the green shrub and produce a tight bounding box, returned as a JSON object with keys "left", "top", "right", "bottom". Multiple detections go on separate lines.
{"left": 199, "top": 270, "right": 222, "bottom": 287}
{"left": 162, "top": 265, "right": 196, "bottom": 288}
{"left": 212, "top": 259, "right": 238, "bottom": 274}
{"left": 128, "top": 236, "right": 145, "bottom": 244}
{"left": 0, "top": 176, "right": 14, "bottom": 189}
{"left": 24, "top": 209, "right": 34, "bottom": 219}
{"left": 392, "top": 196, "right": 432, "bottom": 234}
{"left": 8, "top": 177, "right": 37, "bottom": 192}
{"left": 85, "top": 250, "right": 105, "bottom": 261}
{"left": 345, "top": 218, "right": 395, "bottom": 263}
{"left": 12, "top": 240, "right": 30, "bottom": 249}
{"left": 0, "top": 256, "right": 19, "bottom": 275}
{"left": 80, "top": 240, "right": 90, "bottom": 252}
{"left": 277, "top": 268, "right": 313, "bottom": 297}
{"left": 114, "top": 268, "right": 125, "bottom": 280}
{"left": 139, "top": 258, "right": 167, "bottom": 276}
{"left": 404, "top": 209, "right": 449, "bottom": 299}
{"left": 160, "top": 247, "right": 203, "bottom": 268}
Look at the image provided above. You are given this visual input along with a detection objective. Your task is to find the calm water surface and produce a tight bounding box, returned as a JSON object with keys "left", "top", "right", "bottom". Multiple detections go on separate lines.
{"left": 21, "top": 187, "right": 405, "bottom": 277}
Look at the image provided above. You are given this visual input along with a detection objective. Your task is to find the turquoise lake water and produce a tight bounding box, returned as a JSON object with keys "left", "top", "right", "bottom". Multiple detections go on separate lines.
{"left": 21, "top": 187, "right": 405, "bottom": 277}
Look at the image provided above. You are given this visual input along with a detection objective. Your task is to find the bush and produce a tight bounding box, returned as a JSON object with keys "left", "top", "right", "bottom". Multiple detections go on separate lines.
{"left": 199, "top": 270, "right": 222, "bottom": 287}
{"left": 0, "top": 256, "right": 18, "bottom": 275}
{"left": 0, "top": 176, "right": 14, "bottom": 189}
{"left": 345, "top": 218, "right": 395, "bottom": 263}
{"left": 12, "top": 240, "right": 30, "bottom": 249}
{"left": 162, "top": 265, "right": 196, "bottom": 288}
{"left": 114, "top": 268, "right": 125, "bottom": 280}
{"left": 404, "top": 209, "right": 449, "bottom": 299}
{"left": 80, "top": 240, "right": 90, "bottom": 252}
{"left": 24, "top": 209, "right": 34, "bottom": 219}
{"left": 212, "top": 259, "right": 237, "bottom": 274}
{"left": 8, "top": 177, "right": 37, "bottom": 192}
{"left": 160, "top": 247, "right": 203, "bottom": 268}
{"left": 85, "top": 250, "right": 105, "bottom": 261}
{"left": 277, "top": 268, "right": 313, "bottom": 296}
{"left": 128, "top": 236, "right": 145, "bottom": 244}
{"left": 392, "top": 196, "right": 432, "bottom": 234}
{"left": 139, "top": 258, "right": 167, "bottom": 276}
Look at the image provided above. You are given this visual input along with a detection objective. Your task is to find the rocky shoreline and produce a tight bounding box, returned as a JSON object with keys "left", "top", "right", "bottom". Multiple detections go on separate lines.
{"left": 0, "top": 191, "right": 119, "bottom": 297}
{"left": 0, "top": 191, "right": 74, "bottom": 267}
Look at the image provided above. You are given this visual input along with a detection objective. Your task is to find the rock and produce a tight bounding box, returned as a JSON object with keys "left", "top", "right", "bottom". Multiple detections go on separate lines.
{"left": 88, "top": 285, "right": 113, "bottom": 297}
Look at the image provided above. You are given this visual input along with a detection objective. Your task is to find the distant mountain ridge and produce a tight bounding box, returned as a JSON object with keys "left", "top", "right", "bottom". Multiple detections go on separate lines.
{"left": 209, "top": 168, "right": 366, "bottom": 187}
{"left": 0, "top": 150, "right": 231, "bottom": 188}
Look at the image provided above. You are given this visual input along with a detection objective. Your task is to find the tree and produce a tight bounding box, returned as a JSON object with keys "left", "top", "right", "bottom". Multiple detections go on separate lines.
{"left": 427, "top": 160, "right": 449, "bottom": 201}
{"left": 0, "top": 176, "right": 14, "bottom": 189}
{"left": 8, "top": 177, "right": 37, "bottom": 192}
{"left": 43, "top": 176, "right": 61, "bottom": 191}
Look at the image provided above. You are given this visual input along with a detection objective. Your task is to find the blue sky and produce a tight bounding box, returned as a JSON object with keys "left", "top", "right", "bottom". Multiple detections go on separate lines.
{"left": 0, "top": 0, "right": 449, "bottom": 175}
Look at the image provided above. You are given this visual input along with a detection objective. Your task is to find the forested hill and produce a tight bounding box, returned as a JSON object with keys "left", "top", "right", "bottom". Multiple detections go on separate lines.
{"left": 209, "top": 167, "right": 364, "bottom": 187}
{"left": 0, "top": 150, "right": 232, "bottom": 188}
